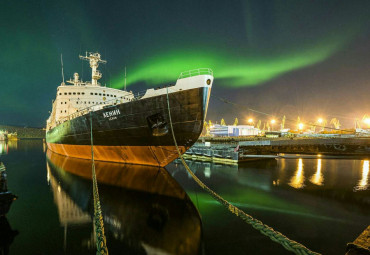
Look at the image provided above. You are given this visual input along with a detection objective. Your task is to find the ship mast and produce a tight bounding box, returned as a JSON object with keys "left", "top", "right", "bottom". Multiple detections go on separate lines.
{"left": 79, "top": 52, "right": 107, "bottom": 86}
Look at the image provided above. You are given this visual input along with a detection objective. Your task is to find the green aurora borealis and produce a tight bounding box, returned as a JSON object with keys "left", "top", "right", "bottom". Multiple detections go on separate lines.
{"left": 111, "top": 34, "right": 352, "bottom": 88}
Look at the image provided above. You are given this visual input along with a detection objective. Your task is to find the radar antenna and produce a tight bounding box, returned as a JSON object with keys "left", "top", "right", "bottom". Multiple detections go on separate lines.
{"left": 79, "top": 52, "right": 107, "bottom": 86}
{"left": 61, "top": 54, "right": 65, "bottom": 85}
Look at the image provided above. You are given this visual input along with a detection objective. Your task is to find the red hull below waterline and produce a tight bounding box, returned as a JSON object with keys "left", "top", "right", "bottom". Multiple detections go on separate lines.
{"left": 47, "top": 143, "right": 186, "bottom": 167}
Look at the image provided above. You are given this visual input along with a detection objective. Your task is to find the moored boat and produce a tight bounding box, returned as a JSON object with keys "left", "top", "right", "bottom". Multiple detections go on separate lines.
{"left": 46, "top": 52, "right": 213, "bottom": 166}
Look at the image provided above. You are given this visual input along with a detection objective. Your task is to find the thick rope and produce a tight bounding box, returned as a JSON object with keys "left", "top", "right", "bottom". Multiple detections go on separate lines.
{"left": 90, "top": 112, "right": 109, "bottom": 255}
{"left": 166, "top": 88, "right": 321, "bottom": 255}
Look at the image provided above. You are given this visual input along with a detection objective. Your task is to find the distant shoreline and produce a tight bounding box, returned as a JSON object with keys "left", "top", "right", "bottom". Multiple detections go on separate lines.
{"left": 0, "top": 124, "right": 45, "bottom": 139}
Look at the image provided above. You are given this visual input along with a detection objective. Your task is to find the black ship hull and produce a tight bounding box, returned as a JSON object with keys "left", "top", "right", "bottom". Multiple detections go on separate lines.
{"left": 46, "top": 86, "right": 210, "bottom": 166}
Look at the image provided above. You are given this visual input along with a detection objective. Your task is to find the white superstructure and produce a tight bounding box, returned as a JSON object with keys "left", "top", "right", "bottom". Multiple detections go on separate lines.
{"left": 47, "top": 52, "right": 134, "bottom": 130}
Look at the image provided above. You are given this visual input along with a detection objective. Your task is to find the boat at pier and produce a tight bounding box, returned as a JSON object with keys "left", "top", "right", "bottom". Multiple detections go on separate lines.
{"left": 46, "top": 52, "right": 213, "bottom": 166}
{"left": 0, "top": 163, "right": 17, "bottom": 216}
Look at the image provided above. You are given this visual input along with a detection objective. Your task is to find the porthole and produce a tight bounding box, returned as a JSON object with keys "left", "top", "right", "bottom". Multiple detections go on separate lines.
{"left": 68, "top": 92, "right": 71, "bottom": 95}
{"left": 99, "top": 93, "right": 102, "bottom": 96}
{"left": 73, "top": 92, "right": 76, "bottom": 95}
{"left": 82, "top": 92, "right": 85, "bottom": 95}
{"left": 206, "top": 79, "right": 211, "bottom": 85}
{"left": 77, "top": 92, "right": 80, "bottom": 95}
{"left": 90, "top": 92, "right": 93, "bottom": 95}
{"left": 64, "top": 93, "right": 67, "bottom": 95}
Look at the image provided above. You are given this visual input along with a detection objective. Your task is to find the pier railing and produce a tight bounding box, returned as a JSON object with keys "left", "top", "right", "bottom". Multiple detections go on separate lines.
{"left": 178, "top": 68, "right": 213, "bottom": 79}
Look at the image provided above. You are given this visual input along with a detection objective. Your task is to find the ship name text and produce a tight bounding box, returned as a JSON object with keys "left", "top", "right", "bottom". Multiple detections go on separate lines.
{"left": 103, "top": 109, "right": 121, "bottom": 119}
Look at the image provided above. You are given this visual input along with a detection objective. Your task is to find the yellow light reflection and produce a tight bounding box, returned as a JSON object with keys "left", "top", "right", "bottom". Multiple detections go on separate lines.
{"left": 289, "top": 158, "right": 305, "bottom": 189}
{"left": 310, "top": 159, "right": 324, "bottom": 186}
{"left": 356, "top": 160, "right": 369, "bottom": 191}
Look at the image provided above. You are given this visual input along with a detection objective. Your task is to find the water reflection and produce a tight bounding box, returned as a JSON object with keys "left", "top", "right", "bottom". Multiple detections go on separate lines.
{"left": 0, "top": 141, "right": 17, "bottom": 155}
{"left": 355, "top": 160, "right": 369, "bottom": 191}
{"left": 289, "top": 158, "right": 305, "bottom": 189}
{"left": 310, "top": 159, "right": 324, "bottom": 186}
{"left": 46, "top": 150, "right": 202, "bottom": 255}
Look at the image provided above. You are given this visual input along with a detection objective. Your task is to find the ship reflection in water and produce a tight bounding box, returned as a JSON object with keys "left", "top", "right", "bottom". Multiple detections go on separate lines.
{"left": 46, "top": 150, "right": 202, "bottom": 255}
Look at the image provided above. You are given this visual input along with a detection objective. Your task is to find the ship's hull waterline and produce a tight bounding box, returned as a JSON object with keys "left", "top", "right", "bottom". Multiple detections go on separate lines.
{"left": 46, "top": 86, "right": 210, "bottom": 166}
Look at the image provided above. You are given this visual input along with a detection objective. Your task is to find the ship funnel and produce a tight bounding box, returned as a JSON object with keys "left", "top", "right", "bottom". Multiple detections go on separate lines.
{"left": 73, "top": 73, "right": 79, "bottom": 84}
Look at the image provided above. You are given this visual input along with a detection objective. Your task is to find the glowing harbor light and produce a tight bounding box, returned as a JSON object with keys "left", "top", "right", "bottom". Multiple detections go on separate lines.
{"left": 317, "top": 118, "right": 323, "bottom": 124}
{"left": 248, "top": 118, "right": 253, "bottom": 124}
{"left": 363, "top": 118, "right": 370, "bottom": 126}
{"left": 298, "top": 123, "right": 304, "bottom": 130}
{"left": 270, "top": 119, "right": 276, "bottom": 124}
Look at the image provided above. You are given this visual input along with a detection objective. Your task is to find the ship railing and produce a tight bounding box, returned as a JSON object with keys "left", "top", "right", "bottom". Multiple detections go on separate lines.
{"left": 54, "top": 96, "right": 139, "bottom": 126}
{"left": 178, "top": 68, "right": 213, "bottom": 80}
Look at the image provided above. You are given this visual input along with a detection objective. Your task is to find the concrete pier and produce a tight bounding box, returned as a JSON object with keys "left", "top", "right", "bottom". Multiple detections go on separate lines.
{"left": 185, "top": 137, "right": 370, "bottom": 164}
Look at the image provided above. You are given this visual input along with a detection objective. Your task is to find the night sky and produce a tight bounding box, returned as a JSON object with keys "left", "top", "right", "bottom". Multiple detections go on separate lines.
{"left": 1, "top": 0, "right": 369, "bottom": 128}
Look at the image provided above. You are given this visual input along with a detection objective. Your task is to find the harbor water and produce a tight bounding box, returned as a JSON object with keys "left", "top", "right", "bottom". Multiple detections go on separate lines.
{"left": 1, "top": 140, "right": 369, "bottom": 254}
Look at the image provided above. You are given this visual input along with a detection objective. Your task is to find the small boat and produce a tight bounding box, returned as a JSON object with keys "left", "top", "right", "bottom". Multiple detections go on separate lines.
{"left": 0, "top": 163, "right": 17, "bottom": 216}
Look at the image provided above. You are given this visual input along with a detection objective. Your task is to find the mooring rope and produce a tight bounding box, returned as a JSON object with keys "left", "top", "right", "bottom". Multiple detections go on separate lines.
{"left": 90, "top": 112, "right": 109, "bottom": 255}
{"left": 166, "top": 88, "right": 321, "bottom": 255}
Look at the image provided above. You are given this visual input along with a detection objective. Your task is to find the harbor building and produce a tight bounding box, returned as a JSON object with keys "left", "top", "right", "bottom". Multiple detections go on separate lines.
{"left": 210, "top": 124, "right": 259, "bottom": 137}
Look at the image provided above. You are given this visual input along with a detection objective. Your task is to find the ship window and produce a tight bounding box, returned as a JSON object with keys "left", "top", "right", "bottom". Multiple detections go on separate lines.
{"left": 60, "top": 110, "right": 62, "bottom": 113}
{"left": 90, "top": 92, "right": 93, "bottom": 95}
{"left": 65, "top": 110, "right": 67, "bottom": 113}
{"left": 64, "top": 92, "right": 67, "bottom": 95}
{"left": 73, "top": 92, "right": 76, "bottom": 95}
{"left": 114, "top": 95, "right": 116, "bottom": 97}
{"left": 95, "top": 93, "right": 98, "bottom": 95}
{"left": 68, "top": 92, "right": 71, "bottom": 95}
{"left": 76, "top": 102, "right": 78, "bottom": 104}
{"left": 61, "top": 102, "right": 63, "bottom": 104}
{"left": 103, "top": 94, "right": 105, "bottom": 96}
{"left": 59, "top": 93, "right": 62, "bottom": 95}
{"left": 77, "top": 92, "right": 80, "bottom": 95}
{"left": 82, "top": 92, "right": 85, "bottom": 95}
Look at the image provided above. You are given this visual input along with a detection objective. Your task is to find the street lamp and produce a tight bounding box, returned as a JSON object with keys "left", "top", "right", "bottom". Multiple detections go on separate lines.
{"left": 298, "top": 123, "right": 304, "bottom": 130}
{"left": 248, "top": 118, "right": 253, "bottom": 124}
{"left": 317, "top": 118, "right": 323, "bottom": 124}
{"left": 270, "top": 119, "right": 276, "bottom": 131}
{"left": 364, "top": 118, "right": 370, "bottom": 126}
